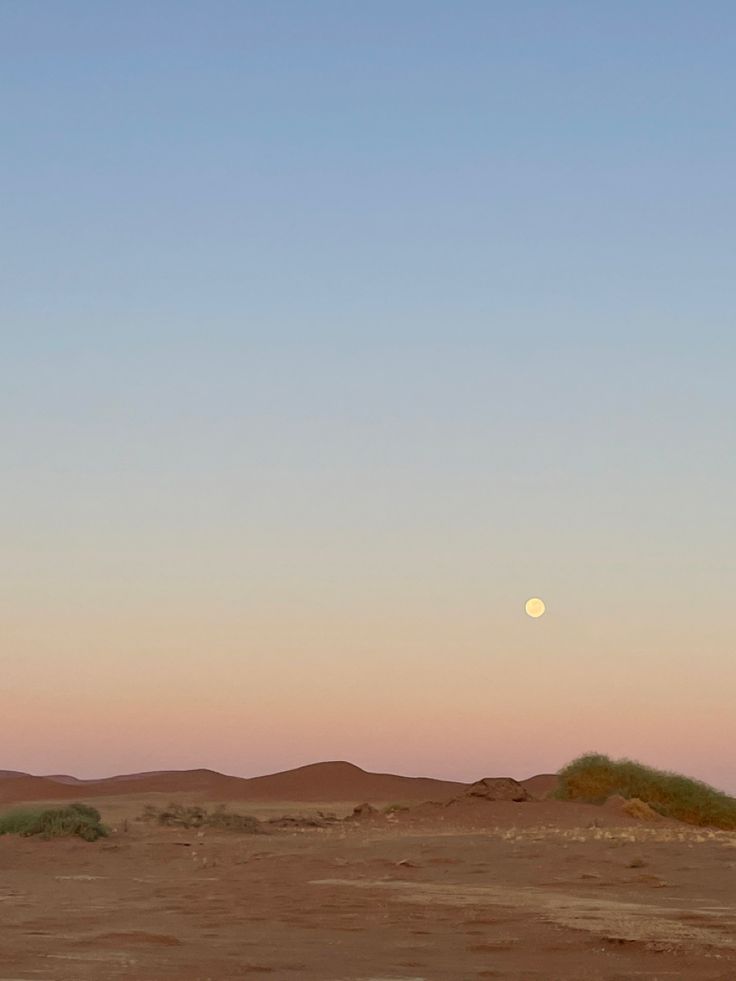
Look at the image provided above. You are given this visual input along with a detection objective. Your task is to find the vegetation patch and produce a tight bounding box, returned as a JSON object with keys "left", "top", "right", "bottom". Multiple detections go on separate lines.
{"left": 0, "top": 802, "right": 108, "bottom": 841}
{"left": 556, "top": 753, "right": 736, "bottom": 830}
{"left": 141, "top": 802, "right": 264, "bottom": 833}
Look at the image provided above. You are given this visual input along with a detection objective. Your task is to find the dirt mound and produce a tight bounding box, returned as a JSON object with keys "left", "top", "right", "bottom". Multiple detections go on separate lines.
{"left": 454, "top": 777, "right": 532, "bottom": 803}
{"left": 403, "top": 796, "right": 677, "bottom": 830}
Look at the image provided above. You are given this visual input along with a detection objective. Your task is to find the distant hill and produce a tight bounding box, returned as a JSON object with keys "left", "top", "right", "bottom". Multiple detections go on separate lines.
{"left": 0, "top": 762, "right": 466, "bottom": 805}
{"left": 0, "top": 762, "right": 560, "bottom": 807}
{"left": 0, "top": 775, "right": 79, "bottom": 803}
{"left": 239, "top": 761, "right": 465, "bottom": 802}
{"left": 521, "top": 773, "right": 559, "bottom": 799}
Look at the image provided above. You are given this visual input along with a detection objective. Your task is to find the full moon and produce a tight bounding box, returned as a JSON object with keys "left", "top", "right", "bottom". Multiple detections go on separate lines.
{"left": 525, "top": 597, "right": 546, "bottom": 618}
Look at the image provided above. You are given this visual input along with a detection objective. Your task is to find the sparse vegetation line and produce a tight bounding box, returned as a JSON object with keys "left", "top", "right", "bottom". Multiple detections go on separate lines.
{"left": 141, "top": 802, "right": 265, "bottom": 832}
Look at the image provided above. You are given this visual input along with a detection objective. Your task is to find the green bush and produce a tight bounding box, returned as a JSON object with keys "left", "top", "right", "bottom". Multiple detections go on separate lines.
{"left": 0, "top": 803, "right": 108, "bottom": 841}
{"left": 556, "top": 753, "right": 736, "bottom": 829}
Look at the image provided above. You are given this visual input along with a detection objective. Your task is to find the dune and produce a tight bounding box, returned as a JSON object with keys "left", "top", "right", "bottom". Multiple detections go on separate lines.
{"left": 0, "top": 775, "right": 80, "bottom": 803}
{"left": 98, "top": 762, "right": 465, "bottom": 803}
{"left": 522, "top": 773, "right": 559, "bottom": 799}
{"left": 0, "top": 762, "right": 562, "bottom": 808}
{"left": 236, "top": 761, "right": 465, "bottom": 802}
{"left": 0, "top": 762, "right": 466, "bottom": 806}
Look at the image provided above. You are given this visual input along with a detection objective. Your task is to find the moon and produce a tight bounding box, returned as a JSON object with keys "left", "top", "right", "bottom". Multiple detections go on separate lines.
{"left": 524, "top": 597, "right": 546, "bottom": 618}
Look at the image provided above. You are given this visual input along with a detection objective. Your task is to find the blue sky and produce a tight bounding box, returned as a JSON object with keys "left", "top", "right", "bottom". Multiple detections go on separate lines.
{"left": 2, "top": 2, "right": 735, "bottom": 785}
{"left": 3, "top": 1, "right": 735, "bottom": 345}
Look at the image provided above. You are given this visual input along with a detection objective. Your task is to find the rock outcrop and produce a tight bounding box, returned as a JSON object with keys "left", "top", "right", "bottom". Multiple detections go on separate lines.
{"left": 349, "top": 802, "right": 379, "bottom": 819}
{"left": 453, "top": 777, "right": 532, "bottom": 803}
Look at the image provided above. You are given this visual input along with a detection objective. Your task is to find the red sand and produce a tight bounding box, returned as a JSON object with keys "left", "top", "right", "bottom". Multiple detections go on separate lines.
{"left": 0, "top": 761, "right": 466, "bottom": 805}
{"left": 1, "top": 762, "right": 735, "bottom": 978}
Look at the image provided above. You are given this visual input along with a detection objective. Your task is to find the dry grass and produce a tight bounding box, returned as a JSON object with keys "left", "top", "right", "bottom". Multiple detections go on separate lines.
{"left": 140, "top": 802, "right": 264, "bottom": 833}
{"left": 621, "top": 798, "right": 662, "bottom": 821}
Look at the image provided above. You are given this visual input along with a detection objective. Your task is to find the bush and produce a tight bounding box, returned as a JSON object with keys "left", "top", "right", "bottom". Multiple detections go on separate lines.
{"left": 142, "top": 802, "right": 208, "bottom": 828}
{"left": 556, "top": 753, "right": 736, "bottom": 829}
{"left": 206, "top": 805, "right": 262, "bottom": 833}
{"left": 0, "top": 803, "right": 108, "bottom": 841}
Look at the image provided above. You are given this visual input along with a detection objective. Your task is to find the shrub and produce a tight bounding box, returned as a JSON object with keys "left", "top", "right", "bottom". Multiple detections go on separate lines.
{"left": 144, "top": 803, "right": 208, "bottom": 828}
{"left": 0, "top": 803, "right": 108, "bottom": 841}
{"left": 141, "top": 802, "right": 263, "bottom": 833}
{"left": 555, "top": 753, "right": 736, "bottom": 829}
{"left": 206, "top": 806, "right": 262, "bottom": 834}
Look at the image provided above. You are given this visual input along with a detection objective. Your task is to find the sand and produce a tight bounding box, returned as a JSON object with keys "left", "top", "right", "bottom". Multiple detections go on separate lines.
{"left": 0, "top": 762, "right": 466, "bottom": 805}
{"left": 1, "top": 767, "right": 734, "bottom": 979}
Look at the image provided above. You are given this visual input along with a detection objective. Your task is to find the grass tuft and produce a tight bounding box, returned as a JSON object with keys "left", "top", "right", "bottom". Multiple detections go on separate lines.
{"left": 555, "top": 753, "right": 736, "bottom": 829}
{"left": 0, "top": 803, "right": 108, "bottom": 841}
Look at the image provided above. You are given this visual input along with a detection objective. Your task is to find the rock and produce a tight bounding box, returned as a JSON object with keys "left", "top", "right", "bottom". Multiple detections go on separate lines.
{"left": 460, "top": 777, "right": 532, "bottom": 803}
{"left": 350, "top": 802, "right": 378, "bottom": 819}
{"left": 267, "top": 815, "right": 328, "bottom": 829}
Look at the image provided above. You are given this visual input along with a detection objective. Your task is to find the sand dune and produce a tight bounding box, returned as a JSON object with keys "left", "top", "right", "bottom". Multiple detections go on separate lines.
{"left": 238, "top": 760, "right": 465, "bottom": 802}
{"left": 0, "top": 761, "right": 466, "bottom": 805}
{"left": 521, "top": 772, "right": 559, "bottom": 799}
{"left": 0, "top": 775, "right": 77, "bottom": 803}
{"left": 0, "top": 762, "right": 564, "bottom": 807}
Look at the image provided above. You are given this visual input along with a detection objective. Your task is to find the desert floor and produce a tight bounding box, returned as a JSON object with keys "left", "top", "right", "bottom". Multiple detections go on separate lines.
{"left": 1, "top": 795, "right": 735, "bottom": 981}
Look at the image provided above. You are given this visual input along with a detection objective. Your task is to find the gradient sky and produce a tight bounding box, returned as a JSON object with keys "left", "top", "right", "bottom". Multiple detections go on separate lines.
{"left": 2, "top": 2, "right": 735, "bottom": 791}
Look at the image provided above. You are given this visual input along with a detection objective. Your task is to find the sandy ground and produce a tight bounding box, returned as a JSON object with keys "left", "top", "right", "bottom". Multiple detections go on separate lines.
{"left": 1, "top": 795, "right": 735, "bottom": 981}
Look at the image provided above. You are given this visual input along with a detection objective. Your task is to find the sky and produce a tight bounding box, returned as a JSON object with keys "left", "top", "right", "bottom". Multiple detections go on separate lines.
{"left": 2, "top": 1, "right": 735, "bottom": 791}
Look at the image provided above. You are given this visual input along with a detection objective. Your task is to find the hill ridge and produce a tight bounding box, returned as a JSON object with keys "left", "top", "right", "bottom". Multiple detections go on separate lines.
{"left": 0, "top": 760, "right": 465, "bottom": 805}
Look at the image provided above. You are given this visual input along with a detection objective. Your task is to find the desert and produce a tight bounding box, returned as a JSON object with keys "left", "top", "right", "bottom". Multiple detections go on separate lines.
{"left": 1, "top": 758, "right": 735, "bottom": 980}
{"left": 5, "top": 5, "right": 736, "bottom": 978}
